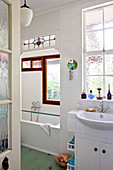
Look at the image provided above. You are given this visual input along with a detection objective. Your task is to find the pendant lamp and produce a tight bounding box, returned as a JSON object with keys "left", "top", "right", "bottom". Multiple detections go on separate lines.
{"left": 21, "top": 0, "right": 33, "bottom": 27}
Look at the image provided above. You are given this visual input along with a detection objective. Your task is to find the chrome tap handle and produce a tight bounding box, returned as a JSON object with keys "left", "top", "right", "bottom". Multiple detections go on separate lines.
{"left": 100, "top": 100, "right": 103, "bottom": 107}
{"left": 103, "top": 106, "right": 110, "bottom": 113}
{"left": 94, "top": 106, "right": 100, "bottom": 112}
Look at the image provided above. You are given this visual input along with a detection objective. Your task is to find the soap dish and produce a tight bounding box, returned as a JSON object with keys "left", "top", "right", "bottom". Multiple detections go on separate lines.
{"left": 85, "top": 108, "right": 96, "bottom": 112}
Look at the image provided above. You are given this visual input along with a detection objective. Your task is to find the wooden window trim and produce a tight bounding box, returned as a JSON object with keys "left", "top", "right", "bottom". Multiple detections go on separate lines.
{"left": 21, "top": 54, "right": 60, "bottom": 105}
{"left": 42, "top": 54, "right": 60, "bottom": 105}
{"left": 21, "top": 57, "right": 42, "bottom": 72}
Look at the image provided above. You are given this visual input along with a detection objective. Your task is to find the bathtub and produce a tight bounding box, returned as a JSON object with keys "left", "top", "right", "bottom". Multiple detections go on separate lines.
{"left": 21, "top": 109, "right": 60, "bottom": 155}
{"left": 21, "top": 109, "right": 60, "bottom": 129}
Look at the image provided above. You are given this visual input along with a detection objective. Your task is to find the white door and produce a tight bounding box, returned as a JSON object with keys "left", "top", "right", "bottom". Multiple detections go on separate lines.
{"left": 0, "top": 0, "right": 20, "bottom": 170}
{"left": 101, "top": 143, "right": 113, "bottom": 170}
{"left": 76, "top": 138, "right": 100, "bottom": 170}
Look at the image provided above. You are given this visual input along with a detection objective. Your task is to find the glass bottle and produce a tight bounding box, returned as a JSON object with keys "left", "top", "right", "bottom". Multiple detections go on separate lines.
{"left": 88, "top": 90, "right": 94, "bottom": 99}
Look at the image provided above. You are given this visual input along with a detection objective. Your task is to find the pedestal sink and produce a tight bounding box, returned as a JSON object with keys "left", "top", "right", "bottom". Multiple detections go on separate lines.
{"left": 75, "top": 110, "right": 113, "bottom": 130}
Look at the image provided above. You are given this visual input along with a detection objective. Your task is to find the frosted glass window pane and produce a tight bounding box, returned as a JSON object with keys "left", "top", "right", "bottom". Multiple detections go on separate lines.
{"left": 23, "top": 40, "right": 29, "bottom": 51}
{"left": 85, "top": 9, "right": 103, "bottom": 31}
{"left": 86, "top": 76, "right": 103, "bottom": 96}
{"left": 44, "top": 41, "right": 49, "bottom": 47}
{"left": 50, "top": 40, "right": 55, "bottom": 46}
{"left": 50, "top": 35, "right": 55, "bottom": 40}
{"left": 44, "top": 36, "right": 49, "bottom": 41}
{"left": 33, "top": 60, "right": 42, "bottom": 68}
{"left": 105, "top": 29, "right": 113, "bottom": 50}
{"left": 86, "top": 55, "right": 103, "bottom": 75}
{"left": 0, "top": 104, "right": 9, "bottom": 153}
{"left": 104, "top": 5, "right": 113, "bottom": 28}
{"left": 29, "top": 39, "right": 34, "bottom": 50}
{"left": 0, "top": 1, "right": 9, "bottom": 48}
{"left": 105, "top": 76, "right": 113, "bottom": 95}
{"left": 105, "top": 54, "right": 113, "bottom": 74}
{"left": 0, "top": 53, "right": 8, "bottom": 100}
{"left": 86, "top": 31, "right": 103, "bottom": 51}
{"left": 47, "top": 59, "right": 60, "bottom": 101}
{"left": 23, "top": 61, "right": 31, "bottom": 68}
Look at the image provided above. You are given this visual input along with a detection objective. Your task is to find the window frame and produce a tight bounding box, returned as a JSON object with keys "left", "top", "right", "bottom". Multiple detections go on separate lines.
{"left": 42, "top": 54, "right": 60, "bottom": 105}
{"left": 83, "top": 3, "right": 113, "bottom": 96}
{"left": 0, "top": 0, "right": 12, "bottom": 152}
{"left": 21, "top": 57, "right": 43, "bottom": 72}
{"left": 21, "top": 54, "right": 60, "bottom": 105}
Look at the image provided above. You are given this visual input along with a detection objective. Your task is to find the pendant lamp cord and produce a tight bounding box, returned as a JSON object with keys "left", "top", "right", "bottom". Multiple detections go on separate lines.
{"left": 21, "top": 0, "right": 30, "bottom": 9}
{"left": 24, "top": 0, "right": 26, "bottom": 5}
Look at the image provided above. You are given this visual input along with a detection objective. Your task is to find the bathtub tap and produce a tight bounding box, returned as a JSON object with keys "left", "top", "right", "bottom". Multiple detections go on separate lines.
{"left": 31, "top": 101, "right": 41, "bottom": 122}
{"left": 31, "top": 101, "right": 41, "bottom": 111}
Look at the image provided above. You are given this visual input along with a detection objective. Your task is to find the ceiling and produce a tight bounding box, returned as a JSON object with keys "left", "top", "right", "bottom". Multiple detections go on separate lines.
{"left": 20, "top": 0, "right": 77, "bottom": 15}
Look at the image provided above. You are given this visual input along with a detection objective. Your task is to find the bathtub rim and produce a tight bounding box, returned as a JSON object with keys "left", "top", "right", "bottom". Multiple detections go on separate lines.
{"left": 21, "top": 120, "right": 60, "bottom": 129}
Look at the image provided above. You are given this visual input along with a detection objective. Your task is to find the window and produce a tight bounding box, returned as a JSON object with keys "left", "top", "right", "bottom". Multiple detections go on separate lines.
{"left": 0, "top": 0, "right": 12, "bottom": 153}
{"left": 43, "top": 55, "right": 60, "bottom": 105}
{"left": 83, "top": 3, "right": 113, "bottom": 97}
{"left": 21, "top": 54, "right": 60, "bottom": 105}
{"left": 23, "top": 34, "right": 56, "bottom": 51}
{"left": 21, "top": 57, "right": 42, "bottom": 71}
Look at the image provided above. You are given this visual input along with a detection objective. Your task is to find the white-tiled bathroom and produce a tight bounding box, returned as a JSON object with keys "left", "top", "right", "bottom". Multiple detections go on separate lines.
{"left": 20, "top": 0, "right": 113, "bottom": 169}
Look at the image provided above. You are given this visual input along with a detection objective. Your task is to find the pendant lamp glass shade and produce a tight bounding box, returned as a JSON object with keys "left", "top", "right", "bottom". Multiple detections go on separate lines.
{"left": 21, "top": 0, "right": 33, "bottom": 27}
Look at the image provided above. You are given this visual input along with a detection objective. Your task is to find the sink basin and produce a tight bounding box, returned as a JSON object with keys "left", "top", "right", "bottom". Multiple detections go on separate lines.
{"left": 75, "top": 110, "right": 113, "bottom": 130}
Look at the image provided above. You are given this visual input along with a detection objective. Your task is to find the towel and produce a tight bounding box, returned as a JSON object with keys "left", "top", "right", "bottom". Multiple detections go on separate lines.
{"left": 40, "top": 123, "right": 52, "bottom": 136}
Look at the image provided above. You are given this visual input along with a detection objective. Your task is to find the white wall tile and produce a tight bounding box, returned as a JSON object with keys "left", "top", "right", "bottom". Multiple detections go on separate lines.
{"left": 81, "top": 0, "right": 96, "bottom": 9}
{"left": 71, "top": 5, "right": 82, "bottom": 17}
{"left": 21, "top": 0, "right": 113, "bottom": 155}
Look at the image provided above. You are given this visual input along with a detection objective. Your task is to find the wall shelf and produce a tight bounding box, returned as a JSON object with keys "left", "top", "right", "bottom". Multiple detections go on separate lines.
{"left": 67, "top": 137, "right": 75, "bottom": 170}
{"left": 67, "top": 163, "right": 75, "bottom": 170}
{"left": 67, "top": 143, "right": 75, "bottom": 151}
{"left": 80, "top": 98, "right": 113, "bottom": 102}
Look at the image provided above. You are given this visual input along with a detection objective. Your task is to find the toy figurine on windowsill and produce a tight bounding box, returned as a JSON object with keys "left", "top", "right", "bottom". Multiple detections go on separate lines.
{"left": 97, "top": 88, "right": 103, "bottom": 100}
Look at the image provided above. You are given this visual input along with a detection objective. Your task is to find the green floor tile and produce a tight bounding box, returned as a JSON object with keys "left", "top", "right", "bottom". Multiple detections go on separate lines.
{"left": 21, "top": 146, "right": 66, "bottom": 170}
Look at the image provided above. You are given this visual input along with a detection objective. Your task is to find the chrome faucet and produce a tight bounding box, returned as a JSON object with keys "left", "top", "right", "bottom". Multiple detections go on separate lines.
{"left": 31, "top": 101, "right": 41, "bottom": 122}
{"left": 31, "top": 101, "right": 41, "bottom": 111}
{"left": 95, "top": 101, "right": 109, "bottom": 113}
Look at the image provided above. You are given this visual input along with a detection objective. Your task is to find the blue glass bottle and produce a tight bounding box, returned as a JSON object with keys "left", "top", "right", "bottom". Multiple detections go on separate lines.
{"left": 88, "top": 90, "right": 94, "bottom": 99}
{"left": 107, "top": 84, "right": 112, "bottom": 100}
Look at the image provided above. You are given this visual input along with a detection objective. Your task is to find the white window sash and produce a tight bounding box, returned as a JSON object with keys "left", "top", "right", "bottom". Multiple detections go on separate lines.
{"left": 83, "top": 3, "right": 113, "bottom": 96}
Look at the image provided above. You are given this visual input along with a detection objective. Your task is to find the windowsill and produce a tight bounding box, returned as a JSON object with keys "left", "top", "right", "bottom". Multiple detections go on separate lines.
{"left": 81, "top": 98, "right": 113, "bottom": 102}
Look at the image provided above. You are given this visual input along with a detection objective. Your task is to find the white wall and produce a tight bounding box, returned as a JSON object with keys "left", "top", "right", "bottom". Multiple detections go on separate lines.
{"left": 21, "top": 0, "right": 113, "bottom": 155}
{"left": 0, "top": 0, "right": 20, "bottom": 170}
{"left": 22, "top": 71, "right": 42, "bottom": 109}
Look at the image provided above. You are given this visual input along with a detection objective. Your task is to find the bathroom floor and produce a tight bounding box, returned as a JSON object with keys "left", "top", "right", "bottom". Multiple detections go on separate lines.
{"left": 21, "top": 146, "right": 66, "bottom": 170}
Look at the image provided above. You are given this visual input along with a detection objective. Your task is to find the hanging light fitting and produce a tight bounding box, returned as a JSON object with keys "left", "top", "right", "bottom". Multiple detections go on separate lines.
{"left": 21, "top": 0, "right": 33, "bottom": 27}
